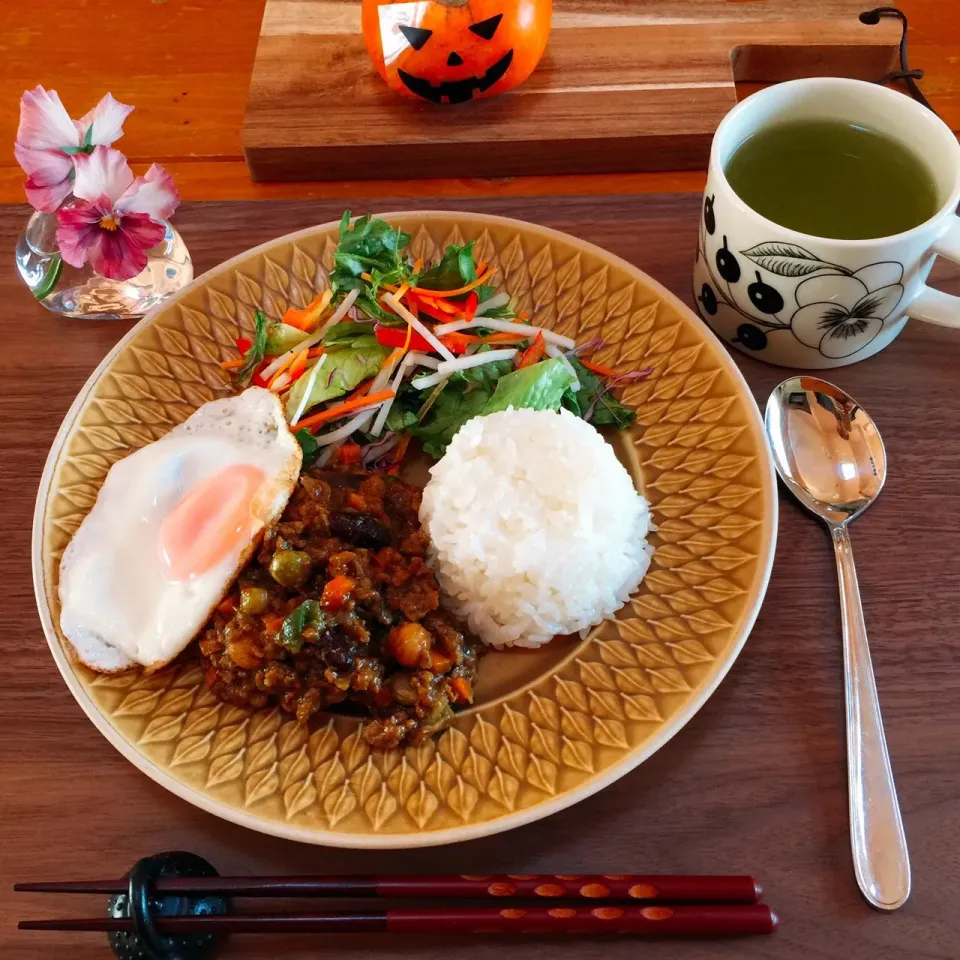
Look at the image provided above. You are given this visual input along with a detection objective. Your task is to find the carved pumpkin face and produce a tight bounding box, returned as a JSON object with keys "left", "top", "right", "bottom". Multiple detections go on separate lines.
{"left": 363, "top": 0, "right": 552, "bottom": 104}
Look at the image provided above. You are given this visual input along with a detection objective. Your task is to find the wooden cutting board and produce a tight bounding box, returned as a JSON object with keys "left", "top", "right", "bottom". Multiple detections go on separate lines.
{"left": 243, "top": 0, "right": 901, "bottom": 182}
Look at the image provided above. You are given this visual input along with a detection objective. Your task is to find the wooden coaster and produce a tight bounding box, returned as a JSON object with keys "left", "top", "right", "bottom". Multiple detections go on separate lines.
{"left": 243, "top": 0, "right": 900, "bottom": 182}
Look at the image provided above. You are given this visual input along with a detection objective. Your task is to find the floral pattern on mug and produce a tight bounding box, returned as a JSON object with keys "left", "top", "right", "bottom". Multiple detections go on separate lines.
{"left": 790, "top": 262, "right": 904, "bottom": 359}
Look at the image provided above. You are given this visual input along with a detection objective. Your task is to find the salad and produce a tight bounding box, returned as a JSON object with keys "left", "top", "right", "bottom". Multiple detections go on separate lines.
{"left": 222, "top": 212, "right": 651, "bottom": 469}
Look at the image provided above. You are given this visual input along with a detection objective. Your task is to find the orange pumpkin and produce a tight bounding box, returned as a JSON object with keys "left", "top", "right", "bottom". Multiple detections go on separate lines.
{"left": 362, "top": 0, "right": 552, "bottom": 105}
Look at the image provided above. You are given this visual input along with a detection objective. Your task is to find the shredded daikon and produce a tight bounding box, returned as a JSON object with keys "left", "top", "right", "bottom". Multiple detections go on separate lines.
{"left": 382, "top": 293, "right": 456, "bottom": 362}
{"left": 371, "top": 353, "right": 417, "bottom": 438}
{"left": 474, "top": 292, "right": 510, "bottom": 317}
{"left": 313, "top": 408, "right": 380, "bottom": 446}
{"left": 407, "top": 351, "right": 440, "bottom": 370}
{"left": 436, "top": 349, "right": 517, "bottom": 377}
{"left": 289, "top": 354, "right": 326, "bottom": 426}
{"left": 314, "top": 287, "right": 360, "bottom": 340}
{"left": 433, "top": 318, "right": 575, "bottom": 350}
{"left": 269, "top": 372, "right": 291, "bottom": 393}
{"left": 411, "top": 371, "right": 447, "bottom": 391}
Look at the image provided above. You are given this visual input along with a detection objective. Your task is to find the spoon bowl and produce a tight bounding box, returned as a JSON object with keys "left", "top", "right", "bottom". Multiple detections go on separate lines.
{"left": 765, "top": 376, "right": 910, "bottom": 912}
{"left": 765, "top": 377, "right": 886, "bottom": 525}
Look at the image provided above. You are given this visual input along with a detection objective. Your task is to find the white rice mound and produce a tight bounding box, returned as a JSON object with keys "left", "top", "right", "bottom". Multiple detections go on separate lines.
{"left": 420, "top": 408, "right": 653, "bottom": 649}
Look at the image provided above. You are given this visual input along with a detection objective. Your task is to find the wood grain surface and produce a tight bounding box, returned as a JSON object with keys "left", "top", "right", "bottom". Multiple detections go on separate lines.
{"left": 0, "top": 0, "right": 958, "bottom": 199}
{"left": 243, "top": 0, "right": 900, "bottom": 181}
{"left": 2, "top": 196, "right": 959, "bottom": 960}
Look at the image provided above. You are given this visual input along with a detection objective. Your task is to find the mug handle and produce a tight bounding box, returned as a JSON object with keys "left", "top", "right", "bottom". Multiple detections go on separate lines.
{"left": 905, "top": 218, "right": 960, "bottom": 327}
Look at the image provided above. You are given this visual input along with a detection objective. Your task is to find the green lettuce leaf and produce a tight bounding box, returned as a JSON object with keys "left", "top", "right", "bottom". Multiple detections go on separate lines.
{"left": 321, "top": 320, "right": 377, "bottom": 347}
{"left": 405, "top": 357, "right": 577, "bottom": 459}
{"left": 385, "top": 384, "right": 420, "bottom": 432}
{"left": 450, "top": 344, "right": 514, "bottom": 388}
{"left": 330, "top": 212, "right": 414, "bottom": 323}
{"left": 330, "top": 212, "right": 411, "bottom": 292}
{"left": 481, "top": 357, "right": 577, "bottom": 416}
{"left": 417, "top": 241, "right": 476, "bottom": 292}
{"left": 562, "top": 356, "right": 636, "bottom": 429}
{"left": 265, "top": 322, "right": 310, "bottom": 355}
{"left": 410, "top": 383, "right": 492, "bottom": 459}
{"left": 295, "top": 429, "right": 321, "bottom": 467}
{"left": 234, "top": 309, "right": 269, "bottom": 386}
{"left": 284, "top": 338, "right": 391, "bottom": 419}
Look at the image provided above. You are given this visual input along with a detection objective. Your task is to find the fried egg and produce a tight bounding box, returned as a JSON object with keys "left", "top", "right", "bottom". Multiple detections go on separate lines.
{"left": 58, "top": 388, "right": 302, "bottom": 673}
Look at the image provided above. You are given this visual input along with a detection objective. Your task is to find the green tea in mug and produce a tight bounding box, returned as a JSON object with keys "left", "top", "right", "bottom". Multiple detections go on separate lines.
{"left": 724, "top": 120, "right": 939, "bottom": 240}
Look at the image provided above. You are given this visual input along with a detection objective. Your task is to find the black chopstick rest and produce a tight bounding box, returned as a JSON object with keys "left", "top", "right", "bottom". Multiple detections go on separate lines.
{"left": 108, "top": 852, "right": 228, "bottom": 960}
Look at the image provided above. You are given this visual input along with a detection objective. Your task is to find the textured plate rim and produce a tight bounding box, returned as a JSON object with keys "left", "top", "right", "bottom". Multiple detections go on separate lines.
{"left": 33, "top": 211, "right": 778, "bottom": 849}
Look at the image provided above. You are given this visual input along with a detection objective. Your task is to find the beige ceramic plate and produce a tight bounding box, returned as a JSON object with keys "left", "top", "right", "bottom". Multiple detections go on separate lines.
{"left": 34, "top": 212, "right": 777, "bottom": 848}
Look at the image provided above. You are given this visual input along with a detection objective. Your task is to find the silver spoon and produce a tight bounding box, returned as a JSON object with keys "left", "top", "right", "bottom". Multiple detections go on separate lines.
{"left": 765, "top": 377, "right": 910, "bottom": 911}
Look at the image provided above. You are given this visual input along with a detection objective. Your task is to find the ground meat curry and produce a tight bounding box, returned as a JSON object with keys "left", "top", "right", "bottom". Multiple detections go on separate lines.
{"left": 198, "top": 468, "right": 481, "bottom": 749}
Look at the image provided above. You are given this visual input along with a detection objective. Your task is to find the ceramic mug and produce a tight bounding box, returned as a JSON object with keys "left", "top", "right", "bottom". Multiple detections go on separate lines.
{"left": 693, "top": 77, "right": 960, "bottom": 368}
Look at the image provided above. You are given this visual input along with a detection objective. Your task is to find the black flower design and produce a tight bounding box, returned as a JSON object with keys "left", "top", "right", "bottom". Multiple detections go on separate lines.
{"left": 790, "top": 263, "right": 904, "bottom": 359}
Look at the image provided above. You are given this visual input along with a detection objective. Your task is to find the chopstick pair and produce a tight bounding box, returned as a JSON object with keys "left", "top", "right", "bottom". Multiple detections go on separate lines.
{"left": 17, "top": 861, "right": 778, "bottom": 941}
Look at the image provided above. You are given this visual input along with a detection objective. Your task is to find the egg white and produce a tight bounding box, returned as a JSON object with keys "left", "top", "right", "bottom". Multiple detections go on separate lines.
{"left": 58, "top": 388, "right": 302, "bottom": 673}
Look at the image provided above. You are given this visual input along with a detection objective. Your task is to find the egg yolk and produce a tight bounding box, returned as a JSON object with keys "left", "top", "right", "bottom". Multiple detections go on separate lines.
{"left": 159, "top": 464, "right": 267, "bottom": 581}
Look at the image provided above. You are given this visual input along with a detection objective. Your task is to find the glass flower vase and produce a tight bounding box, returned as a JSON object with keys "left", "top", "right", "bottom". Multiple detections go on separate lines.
{"left": 15, "top": 210, "right": 194, "bottom": 320}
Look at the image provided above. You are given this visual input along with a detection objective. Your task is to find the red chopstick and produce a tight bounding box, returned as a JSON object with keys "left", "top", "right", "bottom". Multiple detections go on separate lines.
{"left": 20, "top": 904, "right": 778, "bottom": 936}
{"left": 15, "top": 873, "right": 761, "bottom": 904}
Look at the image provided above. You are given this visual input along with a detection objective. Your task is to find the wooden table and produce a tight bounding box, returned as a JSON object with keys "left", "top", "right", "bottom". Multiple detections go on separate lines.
{"left": 0, "top": 0, "right": 957, "bottom": 201}
{"left": 3, "top": 0, "right": 960, "bottom": 955}
{"left": 3, "top": 195, "right": 960, "bottom": 960}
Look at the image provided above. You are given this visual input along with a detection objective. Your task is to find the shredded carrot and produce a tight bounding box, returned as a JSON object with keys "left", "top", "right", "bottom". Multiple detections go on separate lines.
{"left": 412, "top": 268, "right": 494, "bottom": 298}
{"left": 451, "top": 677, "right": 473, "bottom": 703}
{"left": 395, "top": 281, "right": 410, "bottom": 301}
{"left": 383, "top": 347, "right": 405, "bottom": 370}
{"left": 295, "top": 389, "right": 395, "bottom": 433}
{"left": 517, "top": 311, "right": 530, "bottom": 321}
{"left": 516, "top": 331, "right": 546, "bottom": 369}
{"left": 283, "top": 289, "right": 332, "bottom": 331}
{"left": 475, "top": 260, "right": 488, "bottom": 277}
{"left": 361, "top": 272, "right": 373, "bottom": 282}
{"left": 581, "top": 359, "right": 621, "bottom": 378}
{"left": 412, "top": 257, "right": 423, "bottom": 274}
{"left": 263, "top": 615, "right": 285, "bottom": 636}
{"left": 415, "top": 293, "right": 458, "bottom": 315}
{"left": 345, "top": 378, "right": 374, "bottom": 403}
{"left": 267, "top": 351, "right": 297, "bottom": 388}
{"left": 307, "top": 346, "right": 325, "bottom": 359}
{"left": 338, "top": 441, "right": 362, "bottom": 465}
{"left": 220, "top": 358, "right": 246, "bottom": 370}
{"left": 288, "top": 348, "right": 309, "bottom": 381}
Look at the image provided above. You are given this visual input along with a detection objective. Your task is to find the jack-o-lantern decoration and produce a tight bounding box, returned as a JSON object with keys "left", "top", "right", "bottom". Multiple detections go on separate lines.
{"left": 362, "top": 0, "right": 552, "bottom": 105}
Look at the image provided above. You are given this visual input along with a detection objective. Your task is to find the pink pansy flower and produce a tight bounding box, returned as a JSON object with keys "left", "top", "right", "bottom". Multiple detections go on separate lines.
{"left": 15, "top": 86, "right": 133, "bottom": 213}
{"left": 56, "top": 146, "right": 180, "bottom": 281}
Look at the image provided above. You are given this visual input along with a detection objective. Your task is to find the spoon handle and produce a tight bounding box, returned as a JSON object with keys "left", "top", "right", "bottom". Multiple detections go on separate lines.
{"left": 831, "top": 524, "right": 911, "bottom": 910}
